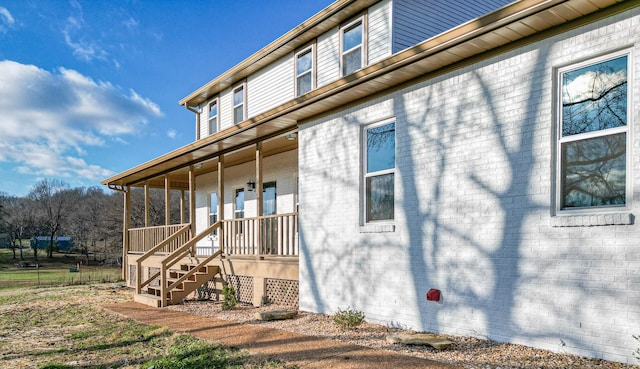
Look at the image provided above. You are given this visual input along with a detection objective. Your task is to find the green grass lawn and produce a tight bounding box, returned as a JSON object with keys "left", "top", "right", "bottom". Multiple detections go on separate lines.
{"left": 0, "top": 248, "right": 121, "bottom": 290}
{"left": 0, "top": 284, "right": 295, "bottom": 369}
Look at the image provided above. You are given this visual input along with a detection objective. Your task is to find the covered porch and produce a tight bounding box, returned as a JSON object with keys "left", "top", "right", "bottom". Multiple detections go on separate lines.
{"left": 104, "top": 129, "right": 300, "bottom": 308}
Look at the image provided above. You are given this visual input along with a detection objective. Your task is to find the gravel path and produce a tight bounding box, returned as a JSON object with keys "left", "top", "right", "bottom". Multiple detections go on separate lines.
{"left": 168, "top": 300, "right": 639, "bottom": 369}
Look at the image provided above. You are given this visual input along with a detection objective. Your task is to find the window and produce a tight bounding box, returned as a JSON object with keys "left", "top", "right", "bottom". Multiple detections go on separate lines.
{"left": 341, "top": 19, "right": 363, "bottom": 76}
{"left": 234, "top": 188, "right": 245, "bottom": 234}
{"left": 234, "top": 188, "right": 245, "bottom": 219}
{"left": 296, "top": 47, "right": 313, "bottom": 96}
{"left": 364, "top": 121, "right": 395, "bottom": 222}
{"left": 233, "top": 85, "right": 245, "bottom": 124}
{"left": 208, "top": 100, "right": 218, "bottom": 135}
{"left": 209, "top": 193, "right": 218, "bottom": 236}
{"left": 557, "top": 52, "right": 629, "bottom": 210}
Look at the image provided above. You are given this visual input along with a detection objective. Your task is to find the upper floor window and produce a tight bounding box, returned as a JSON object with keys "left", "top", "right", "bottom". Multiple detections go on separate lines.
{"left": 296, "top": 47, "right": 313, "bottom": 96}
{"left": 208, "top": 99, "right": 218, "bottom": 135}
{"left": 233, "top": 85, "right": 245, "bottom": 124}
{"left": 364, "top": 120, "right": 395, "bottom": 222}
{"left": 341, "top": 18, "right": 363, "bottom": 76}
{"left": 557, "top": 51, "right": 629, "bottom": 211}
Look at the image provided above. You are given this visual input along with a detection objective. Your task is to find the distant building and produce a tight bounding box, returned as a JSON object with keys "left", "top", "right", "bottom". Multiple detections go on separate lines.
{"left": 0, "top": 233, "right": 10, "bottom": 248}
{"left": 30, "top": 236, "right": 73, "bottom": 251}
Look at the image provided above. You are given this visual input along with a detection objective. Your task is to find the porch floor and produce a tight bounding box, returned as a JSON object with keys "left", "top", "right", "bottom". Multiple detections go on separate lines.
{"left": 103, "top": 301, "right": 456, "bottom": 369}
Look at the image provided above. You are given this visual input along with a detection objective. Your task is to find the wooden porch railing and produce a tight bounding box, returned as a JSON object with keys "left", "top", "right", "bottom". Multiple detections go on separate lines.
{"left": 133, "top": 213, "right": 298, "bottom": 304}
{"left": 135, "top": 224, "right": 191, "bottom": 294}
{"left": 129, "top": 223, "right": 191, "bottom": 253}
{"left": 222, "top": 213, "right": 298, "bottom": 257}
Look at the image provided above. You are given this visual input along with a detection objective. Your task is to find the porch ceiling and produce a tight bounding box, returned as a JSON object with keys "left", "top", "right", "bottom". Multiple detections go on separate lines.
{"left": 102, "top": 0, "right": 633, "bottom": 190}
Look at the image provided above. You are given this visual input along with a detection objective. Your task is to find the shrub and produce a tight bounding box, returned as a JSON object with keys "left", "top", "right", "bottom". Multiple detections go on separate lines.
{"left": 221, "top": 285, "right": 237, "bottom": 310}
{"left": 332, "top": 307, "right": 365, "bottom": 330}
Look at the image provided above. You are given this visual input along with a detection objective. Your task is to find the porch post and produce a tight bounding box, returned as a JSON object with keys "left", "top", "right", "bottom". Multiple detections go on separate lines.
{"left": 122, "top": 186, "right": 130, "bottom": 281}
{"left": 255, "top": 143, "right": 263, "bottom": 258}
{"left": 144, "top": 181, "right": 150, "bottom": 227}
{"left": 180, "top": 189, "right": 186, "bottom": 225}
{"left": 217, "top": 156, "right": 225, "bottom": 253}
{"left": 164, "top": 174, "right": 171, "bottom": 226}
{"left": 189, "top": 166, "right": 196, "bottom": 255}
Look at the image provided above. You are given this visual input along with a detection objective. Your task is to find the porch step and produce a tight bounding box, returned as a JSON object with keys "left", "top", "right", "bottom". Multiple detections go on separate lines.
{"left": 133, "top": 292, "right": 163, "bottom": 308}
{"left": 135, "top": 264, "right": 221, "bottom": 307}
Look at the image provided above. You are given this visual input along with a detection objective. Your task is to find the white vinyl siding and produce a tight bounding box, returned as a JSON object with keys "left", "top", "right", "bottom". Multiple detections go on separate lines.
{"left": 368, "top": 0, "right": 392, "bottom": 64}
{"left": 219, "top": 87, "right": 234, "bottom": 130}
{"left": 316, "top": 27, "right": 339, "bottom": 88}
{"left": 197, "top": 106, "right": 207, "bottom": 139}
{"left": 392, "top": 0, "right": 511, "bottom": 52}
{"left": 247, "top": 55, "right": 294, "bottom": 118}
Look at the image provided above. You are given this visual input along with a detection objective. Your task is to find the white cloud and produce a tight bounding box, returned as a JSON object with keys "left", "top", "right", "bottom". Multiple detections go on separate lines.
{"left": 61, "top": 2, "right": 114, "bottom": 66}
{"left": 563, "top": 69, "right": 626, "bottom": 104}
{"left": 0, "top": 6, "right": 15, "bottom": 33}
{"left": 0, "top": 60, "right": 163, "bottom": 181}
{"left": 167, "top": 129, "right": 177, "bottom": 139}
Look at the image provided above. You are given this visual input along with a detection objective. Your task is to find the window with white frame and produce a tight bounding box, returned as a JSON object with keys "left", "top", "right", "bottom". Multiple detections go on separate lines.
{"left": 364, "top": 121, "right": 395, "bottom": 222}
{"left": 557, "top": 51, "right": 629, "bottom": 210}
{"left": 209, "top": 193, "right": 218, "bottom": 236}
{"left": 341, "top": 18, "right": 363, "bottom": 76}
{"left": 208, "top": 99, "right": 218, "bottom": 135}
{"left": 234, "top": 188, "right": 245, "bottom": 234}
{"left": 296, "top": 47, "right": 313, "bottom": 96}
{"left": 233, "top": 85, "right": 245, "bottom": 124}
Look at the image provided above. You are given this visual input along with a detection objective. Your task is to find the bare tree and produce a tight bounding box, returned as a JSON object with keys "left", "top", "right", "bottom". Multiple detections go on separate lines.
{"left": 29, "top": 179, "right": 74, "bottom": 259}
{"left": 1, "top": 195, "right": 36, "bottom": 260}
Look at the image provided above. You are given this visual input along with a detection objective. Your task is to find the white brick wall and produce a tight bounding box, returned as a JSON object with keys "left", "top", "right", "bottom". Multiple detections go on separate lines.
{"left": 299, "top": 7, "right": 640, "bottom": 364}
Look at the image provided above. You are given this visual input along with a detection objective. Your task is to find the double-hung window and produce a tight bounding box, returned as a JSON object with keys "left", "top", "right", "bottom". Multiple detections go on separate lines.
{"left": 341, "top": 18, "right": 363, "bottom": 76}
{"left": 233, "top": 85, "right": 245, "bottom": 124}
{"left": 208, "top": 99, "right": 218, "bottom": 135}
{"left": 364, "top": 121, "right": 395, "bottom": 222}
{"left": 557, "top": 51, "right": 629, "bottom": 211}
{"left": 296, "top": 47, "right": 313, "bottom": 96}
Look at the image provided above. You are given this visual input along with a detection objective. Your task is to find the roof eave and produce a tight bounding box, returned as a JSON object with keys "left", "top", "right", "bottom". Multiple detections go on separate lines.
{"left": 104, "top": 0, "right": 636, "bottom": 188}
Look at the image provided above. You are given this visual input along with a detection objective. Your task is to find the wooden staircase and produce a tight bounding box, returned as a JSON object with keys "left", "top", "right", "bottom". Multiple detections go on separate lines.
{"left": 134, "top": 263, "right": 221, "bottom": 307}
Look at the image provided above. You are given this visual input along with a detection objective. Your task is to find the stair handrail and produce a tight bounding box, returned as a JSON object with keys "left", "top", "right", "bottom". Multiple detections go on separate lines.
{"left": 136, "top": 223, "right": 191, "bottom": 294}
{"left": 159, "top": 221, "right": 222, "bottom": 307}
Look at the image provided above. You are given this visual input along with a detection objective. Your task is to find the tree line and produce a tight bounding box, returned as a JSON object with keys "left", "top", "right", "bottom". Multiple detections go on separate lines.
{"left": 0, "top": 179, "right": 186, "bottom": 264}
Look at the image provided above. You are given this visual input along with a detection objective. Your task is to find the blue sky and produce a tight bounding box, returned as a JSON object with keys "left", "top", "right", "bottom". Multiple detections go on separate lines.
{"left": 0, "top": 0, "right": 333, "bottom": 196}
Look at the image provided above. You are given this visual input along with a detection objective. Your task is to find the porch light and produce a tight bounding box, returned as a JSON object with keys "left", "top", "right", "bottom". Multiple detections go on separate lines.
{"left": 284, "top": 132, "right": 297, "bottom": 141}
{"left": 247, "top": 180, "right": 256, "bottom": 191}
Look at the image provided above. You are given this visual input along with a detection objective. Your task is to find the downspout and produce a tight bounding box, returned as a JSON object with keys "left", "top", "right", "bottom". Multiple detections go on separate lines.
{"left": 184, "top": 104, "right": 201, "bottom": 141}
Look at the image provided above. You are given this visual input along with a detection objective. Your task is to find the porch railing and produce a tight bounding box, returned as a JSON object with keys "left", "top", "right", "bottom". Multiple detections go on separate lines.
{"left": 128, "top": 213, "right": 298, "bottom": 259}
{"left": 222, "top": 212, "right": 298, "bottom": 257}
{"left": 128, "top": 223, "right": 191, "bottom": 254}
